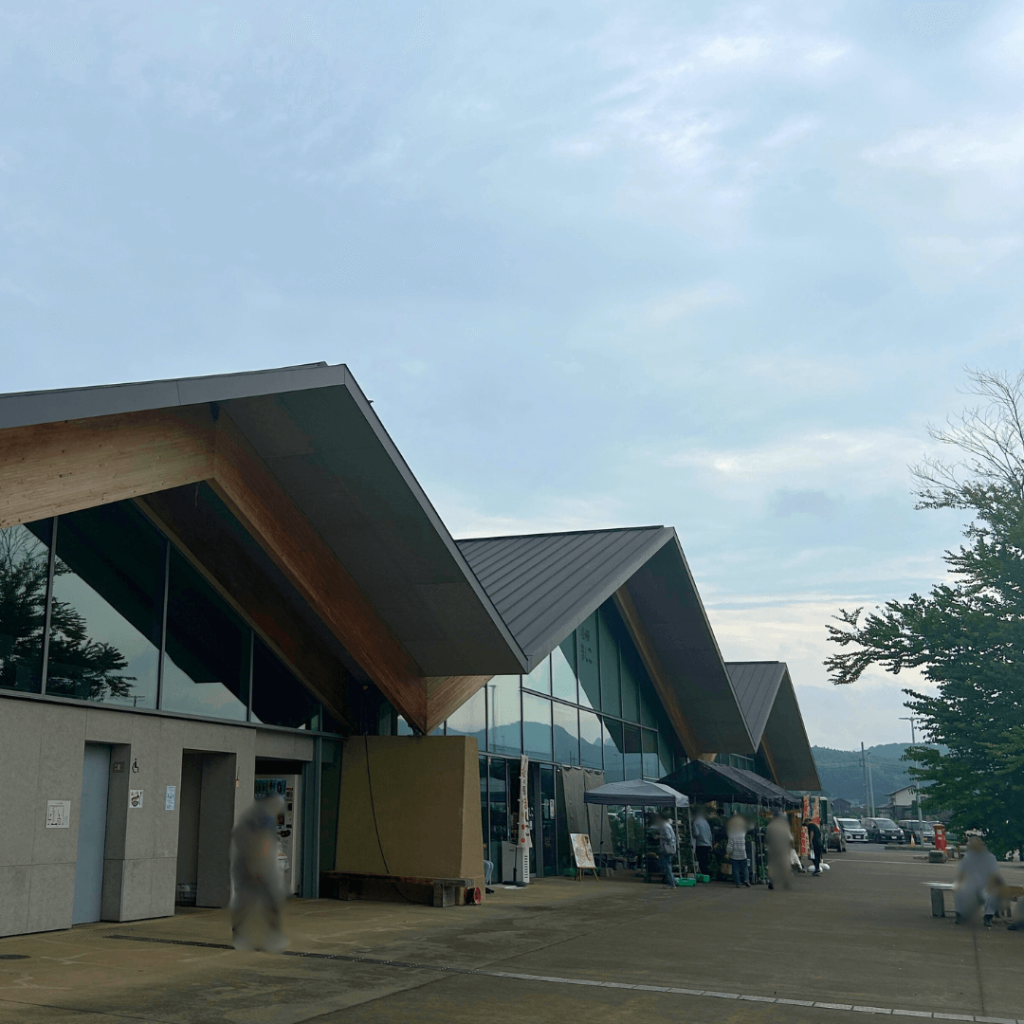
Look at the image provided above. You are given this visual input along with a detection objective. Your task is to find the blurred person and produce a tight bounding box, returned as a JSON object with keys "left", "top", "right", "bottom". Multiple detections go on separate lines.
{"left": 655, "top": 811, "right": 678, "bottom": 888}
{"left": 483, "top": 843, "right": 495, "bottom": 894}
{"left": 726, "top": 814, "right": 750, "bottom": 887}
{"left": 804, "top": 818, "right": 824, "bottom": 876}
{"left": 954, "top": 834, "right": 1003, "bottom": 927}
{"left": 693, "top": 809, "right": 713, "bottom": 877}
{"left": 230, "top": 794, "right": 288, "bottom": 952}
{"left": 766, "top": 812, "right": 793, "bottom": 891}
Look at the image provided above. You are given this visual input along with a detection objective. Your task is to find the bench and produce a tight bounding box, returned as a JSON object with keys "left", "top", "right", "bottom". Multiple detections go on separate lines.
{"left": 320, "top": 871, "right": 478, "bottom": 908}
{"left": 923, "top": 882, "right": 954, "bottom": 917}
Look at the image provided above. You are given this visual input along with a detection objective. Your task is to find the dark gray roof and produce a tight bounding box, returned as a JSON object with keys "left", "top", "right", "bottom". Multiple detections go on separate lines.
{"left": 457, "top": 527, "right": 673, "bottom": 664}
{"left": 726, "top": 662, "right": 787, "bottom": 748}
{"left": 726, "top": 661, "right": 820, "bottom": 791}
{"left": 458, "top": 528, "right": 755, "bottom": 754}
{"left": 0, "top": 362, "right": 526, "bottom": 676}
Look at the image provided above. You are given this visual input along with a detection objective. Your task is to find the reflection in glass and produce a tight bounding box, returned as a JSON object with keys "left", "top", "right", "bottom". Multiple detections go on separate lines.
{"left": 658, "top": 732, "right": 673, "bottom": 778}
{"left": 540, "top": 765, "right": 556, "bottom": 876}
{"left": 523, "top": 692, "right": 553, "bottom": 761}
{"left": 623, "top": 723, "right": 642, "bottom": 780}
{"left": 552, "top": 641, "right": 577, "bottom": 703}
{"left": 579, "top": 708, "right": 603, "bottom": 769}
{"left": 488, "top": 757, "right": 507, "bottom": 866}
{"left": 0, "top": 520, "right": 51, "bottom": 694}
{"left": 553, "top": 701, "right": 578, "bottom": 765}
{"left": 640, "top": 683, "right": 657, "bottom": 729}
{"left": 524, "top": 656, "right": 551, "bottom": 695}
{"left": 620, "top": 648, "right": 640, "bottom": 724}
{"left": 479, "top": 755, "right": 489, "bottom": 854}
{"left": 598, "top": 608, "right": 620, "bottom": 717}
{"left": 603, "top": 719, "right": 624, "bottom": 783}
{"left": 576, "top": 619, "right": 600, "bottom": 710}
{"left": 488, "top": 675, "right": 521, "bottom": 755}
{"left": 642, "top": 729, "right": 660, "bottom": 779}
{"left": 162, "top": 549, "right": 249, "bottom": 721}
{"left": 47, "top": 506, "right": 162, "bottom": 708}
{"left": 250, "top": 637, "right": 319, "bottom": 729}
{"left": 447, "top": 688, "right": 486, "bottom": 751}
{"left": 397, "top": 716, "right": 414, "bottom": 736}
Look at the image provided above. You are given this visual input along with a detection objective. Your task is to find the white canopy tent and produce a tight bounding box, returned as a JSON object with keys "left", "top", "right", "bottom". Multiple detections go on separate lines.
{"left": 584, "top": 779, "right": 692, "bottom": 880}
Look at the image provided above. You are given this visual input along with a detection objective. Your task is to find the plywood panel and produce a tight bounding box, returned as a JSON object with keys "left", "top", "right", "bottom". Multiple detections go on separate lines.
{"left": 0, "top": 408, "right": 215, "bottom": 529}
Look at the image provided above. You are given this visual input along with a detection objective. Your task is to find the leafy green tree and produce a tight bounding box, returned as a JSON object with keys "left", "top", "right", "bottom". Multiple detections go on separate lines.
{"left": 0, "top": 525, "right": 135, "bottom": 701}
{"left": 825, "top": 371, "right": 1024, "bottom": 855}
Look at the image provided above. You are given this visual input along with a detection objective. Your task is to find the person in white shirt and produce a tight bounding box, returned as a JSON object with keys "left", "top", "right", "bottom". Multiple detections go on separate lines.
{"left": 726, "top": 813, "right": 751, "bottom": 887}
{"left": 654, "top": 811, "right": 678, "bottom": 888}
{"left": 955, "top": 834, "right": 1003, "bottom": 927}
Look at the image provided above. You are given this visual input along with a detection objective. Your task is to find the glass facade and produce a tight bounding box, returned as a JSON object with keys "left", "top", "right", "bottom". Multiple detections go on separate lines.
{"left": 441, "top": 597, "right": 686, "bottom": 877}
{"left": 0, "top": 503, "right": 339, "bottom": 732}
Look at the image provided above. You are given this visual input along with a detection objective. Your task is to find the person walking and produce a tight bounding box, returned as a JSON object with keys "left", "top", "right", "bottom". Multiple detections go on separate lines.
{"left": 655, "top": 811, "right": 678, "bottom": 888}
{"left": 766, "top": 812, "right": 793, "bottom": 891}
{"left": 726, "top": 814, "right": 751, "bottom": 887}
{"left": 230, "top": 794, "right": 289, "bottom": 952}
{"left": 693, "top": 810, "right": 713, "bottom": 877}
{"left": 805, "top": 818, "right": 824, "bottom": 876}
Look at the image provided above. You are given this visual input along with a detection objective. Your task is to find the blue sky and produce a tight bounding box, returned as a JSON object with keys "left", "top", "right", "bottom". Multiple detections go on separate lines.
{"left": 3, "top": 1, "right": 1022, "bottom": 748}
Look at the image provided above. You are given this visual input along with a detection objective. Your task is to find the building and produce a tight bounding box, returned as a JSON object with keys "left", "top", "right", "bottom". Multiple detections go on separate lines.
{"left": 0, "top": 363, "right": 819, "bottom": 936}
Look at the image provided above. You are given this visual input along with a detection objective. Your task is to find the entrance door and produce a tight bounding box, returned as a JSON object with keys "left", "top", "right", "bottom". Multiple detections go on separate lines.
{"left": 72, "top": 743, "right": 111, "bottom": 924}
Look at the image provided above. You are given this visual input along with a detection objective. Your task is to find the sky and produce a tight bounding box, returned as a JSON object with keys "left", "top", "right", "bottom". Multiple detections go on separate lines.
{"left": 3, "top": 1, "right": 1022, "bottom": 749}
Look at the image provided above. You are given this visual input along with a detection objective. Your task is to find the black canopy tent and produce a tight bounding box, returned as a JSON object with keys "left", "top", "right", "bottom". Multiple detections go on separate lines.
{"left": 659, "top": 760, "right": 801, "bottom": 808}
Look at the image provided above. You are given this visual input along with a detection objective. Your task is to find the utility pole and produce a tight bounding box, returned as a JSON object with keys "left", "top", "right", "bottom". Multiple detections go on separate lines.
{"left": 860, "top": 742, "right": 872, "bottom": 816}
{"left": 899, "top": 716, "right": 924, "bottom": 825}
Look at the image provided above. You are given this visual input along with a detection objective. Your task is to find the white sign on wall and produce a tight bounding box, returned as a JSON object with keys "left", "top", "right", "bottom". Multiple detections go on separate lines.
{"left": 45, "top": 800, "right": 71, "bottom": 828}
{"left": 165, "top": 785, "right": 176, "bottom": 811}
{"left": 129, "top": 789, "right": 143, "bottom": 809}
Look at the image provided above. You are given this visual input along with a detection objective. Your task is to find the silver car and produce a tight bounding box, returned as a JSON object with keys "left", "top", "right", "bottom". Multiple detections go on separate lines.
{"left": 835, "top": 817, "right": 869, "bottom": 842}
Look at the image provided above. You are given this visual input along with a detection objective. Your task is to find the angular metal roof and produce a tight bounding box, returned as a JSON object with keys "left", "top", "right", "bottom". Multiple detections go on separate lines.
{"left": 457, "top": 526, "right": 673, "bottom": 665}
{"left": 726, "top": 661, "right": 821, "bottom": 791}
{"left": 0, "top": 362, "right": 526, "bottom": 677}
{"left": 725, "top": 661, "right": 787, "bottom": 749}
{"left": 458, "top": 528, "right": 755, "bottom": 755}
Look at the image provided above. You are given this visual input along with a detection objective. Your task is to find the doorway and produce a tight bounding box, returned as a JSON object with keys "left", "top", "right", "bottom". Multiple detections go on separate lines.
{"left": 175, "top": 750, "right": 236, "bottom": 908}
{"left": 72, "top": 743, "right": 111, "bottom": 925}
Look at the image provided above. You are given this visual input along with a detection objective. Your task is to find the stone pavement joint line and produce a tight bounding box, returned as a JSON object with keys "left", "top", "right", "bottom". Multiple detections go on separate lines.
{"left": 104, "top": 935, "right": 1024, "bottom": 1023}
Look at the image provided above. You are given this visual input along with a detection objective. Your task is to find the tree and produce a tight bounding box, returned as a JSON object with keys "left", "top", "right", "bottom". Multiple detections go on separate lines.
{"left": 0, "top": 524, "right": 135, "bottom": 701}
{"left": 825, "top": 370, "right": 1024, "bottom": 855}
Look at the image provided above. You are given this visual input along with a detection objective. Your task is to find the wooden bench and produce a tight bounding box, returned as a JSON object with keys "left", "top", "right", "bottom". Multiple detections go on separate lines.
{"left": 321, "top": 871, "right": 477, "bottom": 908}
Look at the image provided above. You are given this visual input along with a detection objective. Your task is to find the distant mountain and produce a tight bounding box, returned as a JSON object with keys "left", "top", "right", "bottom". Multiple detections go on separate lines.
{"left": 811, "top": 744, "right": 944, "bottom": 803}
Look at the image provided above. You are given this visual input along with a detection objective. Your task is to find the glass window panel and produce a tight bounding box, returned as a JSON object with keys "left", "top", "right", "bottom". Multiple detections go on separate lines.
{"left": 552, "top": 701, "right": 579, "bottom": 766}
{"left": 319, "top": 740, "right": 343, "bottom": 871}
{"left": 602, "top": 718, "right": 624, "bottom": 783}
{"left": 540, "top": 765, "right": 557, "bottom": 876}
{"left": 642, "top": 729, "right": 660, "bottom": 779}
{"left": 250, "top": 637, "right": 319, "bottom": 729}
{"left": 446, "top": 688, "right": 486, "bottom": 751}
{"left": 524, "top": 656, "right": 551, "bottom": 695}
{"left": 397, "top": 715, "right": 414, "bottom": 735}
{"left": 658, "top": 731, "right": 674, "bottom": 779}
{"left": 47, "top": 505, "right": 162, "bottom": 709}
{"left": 162, "top": 549, "right": 249, "bottom": 721}
{"left": 577, "top": 617, "right": 600, "bottom": 710}
{"left": 487, "top": 675, "right": 521, "bottom": 756}
{"left": 620, "top": 646, "right": 640, "bottom": 724}
{"left": 552, "top": 643, "right": 577, "bottom": 704}
{"left": 579, "top": 708, "right": 603, "bottom": 769}
{"left": 522, "top": 692, "right": 553, "bottom": 762}
{"left": 598, "top": 608, "right": 620, "bottom": 717}
{"left": 479, "top": 755, "right": 489, "bottom": 850}
{"left": 488, "top": 757, "right": 507, "bottom": 865}
{"left": 0, "top": 520, "right": 51, "bottom": 694}
{"left": 623, "top": 723, "right": 642, "bottom": 780}
{"left": 639, "top": 682, "right": 657, "bottom": 729}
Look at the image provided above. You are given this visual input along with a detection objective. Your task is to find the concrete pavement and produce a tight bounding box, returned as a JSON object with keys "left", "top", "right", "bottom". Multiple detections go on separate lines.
{"left": 1, "top": 847, "right": 1021, "bottom": 1023}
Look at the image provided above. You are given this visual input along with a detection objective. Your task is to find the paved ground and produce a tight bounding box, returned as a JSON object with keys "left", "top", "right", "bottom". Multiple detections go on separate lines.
{"left": 1, "top": 846, "right": 1022, "bottom": 1024}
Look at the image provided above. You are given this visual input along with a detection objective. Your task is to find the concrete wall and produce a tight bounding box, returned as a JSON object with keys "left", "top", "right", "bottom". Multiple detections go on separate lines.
{"left": 0, "top": 694, "right": 314, "bottom": 938}
{"left": 334, "top": 736, "right": 484, "bottom": 886}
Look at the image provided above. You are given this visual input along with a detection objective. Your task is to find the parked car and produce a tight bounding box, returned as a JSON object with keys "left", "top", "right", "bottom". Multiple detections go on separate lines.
{"left": 861, "top": 817, "right": 905, "bottom": 843}
{"left": 897, "top": 819, "right": 935, "bottom": 844}
{"left": 835, "top": 817, "right": 869, "bottom": 843}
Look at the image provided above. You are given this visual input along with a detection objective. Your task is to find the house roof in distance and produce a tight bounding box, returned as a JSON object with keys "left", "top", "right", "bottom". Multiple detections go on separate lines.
{"left": 0, "top": 362, "right": 526, "bottom": 677}
{"left": 458, "top": 527, "right": 755, "bottom": 755}
{"left": 726, "top": 661, "right": 821, "bottom": 791}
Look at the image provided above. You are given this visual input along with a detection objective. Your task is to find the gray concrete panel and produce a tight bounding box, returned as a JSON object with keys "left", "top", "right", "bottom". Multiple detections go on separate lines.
{"left": 29, "top": 705, "right": 87, "bottom": 866}
{"left": 0, "top": 865, "right": 31, "bottom": 937}
{"left": 25, "top": 861, "right": 75, "bottom": 933}
{"left": 0, "top": 701, "right": 42, "bottom": 868}
{"left": 254, "top": 729, "right": 315, "bottom": 761}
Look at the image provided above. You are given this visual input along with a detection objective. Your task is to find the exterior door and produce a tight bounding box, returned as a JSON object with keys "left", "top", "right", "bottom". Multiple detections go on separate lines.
{"left": 72, "top": 743, "right": 111, "bottom": 924}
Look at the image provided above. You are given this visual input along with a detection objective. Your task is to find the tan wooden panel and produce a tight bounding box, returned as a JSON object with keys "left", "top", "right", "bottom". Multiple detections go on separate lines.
{"left": 0, "top": 408, "right": 215, "bottom": 529}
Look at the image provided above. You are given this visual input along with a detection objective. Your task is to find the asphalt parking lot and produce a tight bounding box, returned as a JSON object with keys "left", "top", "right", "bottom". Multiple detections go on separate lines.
{"left": 1, "top": 846, "right": 1021, "bottom": 1024}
